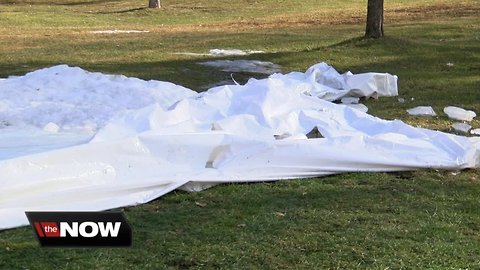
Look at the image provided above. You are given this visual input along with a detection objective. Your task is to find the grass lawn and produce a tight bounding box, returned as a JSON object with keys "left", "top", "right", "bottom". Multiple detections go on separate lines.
{"left": 1, "top": 0, "right": 480, "bottom": 268}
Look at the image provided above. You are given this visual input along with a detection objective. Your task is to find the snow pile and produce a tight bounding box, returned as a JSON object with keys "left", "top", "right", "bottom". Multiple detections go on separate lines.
{"left": 0, "top": 65, "right": 196, "bottom": 133}
{"left": 0, "top": 63, "right": 478, "bottom": 230}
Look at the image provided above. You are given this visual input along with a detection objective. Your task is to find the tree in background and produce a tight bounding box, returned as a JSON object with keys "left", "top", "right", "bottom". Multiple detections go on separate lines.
{"left": 365, "top": 0, "right": 384, "bottom": 38}
{"left": 149, "top": 0, "right": 161, "bottom": 8}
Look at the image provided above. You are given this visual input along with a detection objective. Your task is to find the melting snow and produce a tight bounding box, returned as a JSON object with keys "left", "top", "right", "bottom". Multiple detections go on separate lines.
{"left": 175, "top": 49, "right": 264, "bottom": 57}
{"left": 198, "top": 60, "right": 282, "bottom": 74}
{"left": 209, "top": 49, "right": 264, "bottom": 56}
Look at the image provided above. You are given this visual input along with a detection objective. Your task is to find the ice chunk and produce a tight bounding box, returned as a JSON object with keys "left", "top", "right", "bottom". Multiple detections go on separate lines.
{"left": 0, "top": 100, "right": 9, "bottom": 112}
{"left": 407, "top": 106, "right": 437, "bottom": 117}
{"left": 43, "top": 122, "right": 60, "bottom": 133}
{"left": 341, "top": 97, "right": 360, "bottom": 104}
{"left": 470, "top": 128, "right": 480, "bottom": 136}
{"left": 444, "top": 106, "right": 476, "bottom": 121}
{"left": 452, "top": 122, "right": 471, "bottom": 133}
{"left": 345, "top": 103, "right": 368, "bottom": 113}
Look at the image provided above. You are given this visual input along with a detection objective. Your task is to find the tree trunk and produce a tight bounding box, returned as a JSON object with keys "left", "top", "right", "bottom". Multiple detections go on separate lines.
{"left": 365, "top": 0, "right": 384, "bottom": 38}
{"left": 149, "top": 0, "right": 161, "bottom": 8}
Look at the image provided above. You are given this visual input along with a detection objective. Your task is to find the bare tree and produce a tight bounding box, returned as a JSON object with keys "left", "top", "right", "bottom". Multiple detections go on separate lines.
{"left": 365, "top": 0, "right": 384, "bottom": 38}
{"left": 149, "top": 0, "right": 161, "bottom": 8}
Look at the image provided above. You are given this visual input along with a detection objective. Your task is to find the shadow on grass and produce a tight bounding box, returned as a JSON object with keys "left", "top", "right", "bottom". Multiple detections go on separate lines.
{"left": 97, "top": 7, "right": 147, "bottom": 14}
{"left": 1, "top": 32, "right": 478, "bottom": 107}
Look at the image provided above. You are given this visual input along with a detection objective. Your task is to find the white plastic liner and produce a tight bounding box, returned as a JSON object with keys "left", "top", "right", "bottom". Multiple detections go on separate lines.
{"left": 0, "top": 63, "right": 478, "bottom": 230}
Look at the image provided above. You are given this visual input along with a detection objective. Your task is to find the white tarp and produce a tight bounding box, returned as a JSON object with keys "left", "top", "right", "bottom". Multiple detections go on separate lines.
{"left": 0, "top": 63, "right": 478, "bottom": 230}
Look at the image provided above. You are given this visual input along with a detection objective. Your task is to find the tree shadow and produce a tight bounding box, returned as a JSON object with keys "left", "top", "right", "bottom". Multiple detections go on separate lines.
{"left": 1, "top": 28, "right": 478, "bottom": 109}
{"left": 96, "top": 7, "right": 147, "bottom": 14}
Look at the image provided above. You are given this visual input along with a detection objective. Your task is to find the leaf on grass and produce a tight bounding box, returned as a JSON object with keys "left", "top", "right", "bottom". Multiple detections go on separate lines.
{"left": 274, "top": 212, "right": 286, "bottom": 217}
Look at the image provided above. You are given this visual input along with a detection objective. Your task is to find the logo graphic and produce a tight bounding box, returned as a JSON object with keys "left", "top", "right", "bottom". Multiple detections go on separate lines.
{"left": 25, "top": 212, "right": 132, "bottom": 247}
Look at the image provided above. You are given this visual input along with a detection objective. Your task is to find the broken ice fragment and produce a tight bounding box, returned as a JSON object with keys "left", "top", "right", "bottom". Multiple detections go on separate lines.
{"left": 470, "top": 128, "right": 480, "bottom": 136}
{"left": 345, "top": 103, "right": 368, "bottom": 113}
{"left": 340, "top": 97, "right": 360, "bottom": 104}
{"left": 407, "top": 106, "right": 436, "bottom": 117}
{"left": 444, "top": 106, "right": 476, "bottom": 121}
{"left": 43, "top": 122, "right": 60, "bottom": 133}
{"left": 452, "top": 122, "right": 471, "bottom": 133}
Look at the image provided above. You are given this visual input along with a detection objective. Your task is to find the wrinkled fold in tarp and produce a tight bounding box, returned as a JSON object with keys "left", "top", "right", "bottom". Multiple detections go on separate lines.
{"left": 0, "top": 63, "right": 478, "bottom": 230}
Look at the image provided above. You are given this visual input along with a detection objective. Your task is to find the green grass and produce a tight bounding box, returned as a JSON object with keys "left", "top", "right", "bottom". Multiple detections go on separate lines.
{"left": 0, "top": 0, "right": 480, "bottom": 268}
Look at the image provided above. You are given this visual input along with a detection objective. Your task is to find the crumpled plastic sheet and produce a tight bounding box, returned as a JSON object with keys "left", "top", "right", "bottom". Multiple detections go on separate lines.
{"left": 1, "top": 63, "right": 478, "bottom": 230}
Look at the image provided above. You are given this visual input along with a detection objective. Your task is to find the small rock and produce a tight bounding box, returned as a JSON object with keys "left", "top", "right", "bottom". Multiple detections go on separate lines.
{"left": 398, "top": 98, "right": 405, "bottom": 103}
